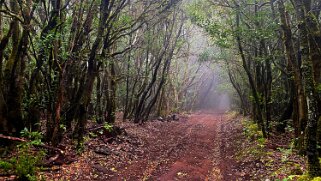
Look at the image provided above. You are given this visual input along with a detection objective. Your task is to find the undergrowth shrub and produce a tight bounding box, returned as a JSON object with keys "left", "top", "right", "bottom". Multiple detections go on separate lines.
{"left": 103, "top": 122, "right": 114, "bottom": 132}
{"left": 0, "top": 128, "right": 46, "bottom": 181}
{"left": 237, "top": 119, "right": 266, "bottom": 160}
{"left": 14, "top": 146, "right": 45, "bottom": 180}
{"left": 279, "top": 174, "right": 321, "bottom": 181}
{"left": 0, "top": 160, "right": 13, "bottom": 173}
{"left": 242, "top": 120, "right": 264, "bottom": 141}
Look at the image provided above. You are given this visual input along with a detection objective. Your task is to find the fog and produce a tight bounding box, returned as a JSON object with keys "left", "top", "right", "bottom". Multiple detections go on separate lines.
{"left": 178, "top": 24, "right": 233, "bottom": 112}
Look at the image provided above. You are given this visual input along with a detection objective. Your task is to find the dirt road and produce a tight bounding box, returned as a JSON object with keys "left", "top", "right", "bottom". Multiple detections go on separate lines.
{"left": 110, "top": 112, "right": 241, "bottom": 180}
{"left": 43, "top": 112, "right": 242, "bottom": 180}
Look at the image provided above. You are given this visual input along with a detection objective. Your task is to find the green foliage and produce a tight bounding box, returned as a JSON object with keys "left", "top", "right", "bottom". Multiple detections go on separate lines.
{"left": 311, "top": 177, "right": 321, "bottom": 181}
{"left": 77, "top": 141, "right": 85, "bottom": 154}
{"left": 20, "top": 128, "right": 43, "bottom": 146}
{"left": 89, "top": 132, "right": 98, "bottom": 138}
{"left": 14, "top": 146, "right": 45, "bottom": 181}
{"left": 242, "top": 119, "right": 264, "bottom": 141}
{"left": 117, "top": 14, "right": 133, "bottom": 27}
{"left": 0, "top": 160, "right": 13, "bottom": 172}
{"left": 257, "top": 137, "right": 266, "bottom": 146}
{"left": 198, "top": 49, "right": 213, "bottom": 62}
{"left": 0, "top": 146, "right": 45, "bottom": 180}
{"left": 274, "top": 175, "right": 301, "bottom": 181}
{"left": 236, "top": 119, "right": 267, "bottom": 160}
{"left": 186, "top": 1, "right": 233, "bottom": 48}
{"left": 277, "top": 141, "right": 294, "bottom": 163}
{"left": 103, "top": 122, "right": 114, "bottom": 132}
{"left": 293, "top": 174, "right": 321, "bottom": 181}
{"left": 0, "top": 129, "right": 47, "bottom": 180}
{"left": 269, "top": 149, "right": 304, "bottom": 179}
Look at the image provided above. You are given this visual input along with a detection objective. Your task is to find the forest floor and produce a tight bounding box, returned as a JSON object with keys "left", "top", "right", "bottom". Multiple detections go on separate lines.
{"left": 1, "top": 111, "right": 306, "bottom": 180}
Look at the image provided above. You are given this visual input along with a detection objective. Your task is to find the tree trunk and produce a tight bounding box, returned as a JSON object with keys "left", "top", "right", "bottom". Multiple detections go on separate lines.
{"left": 106, "top": 60, "right": 117, "bottom": 123}
{"left": 294, "top": 0, "right": 321, "bottom": 176}
{"left": 278, "top": 0, "right": 308, "bottom": 151}
{"left": 235, "top": 9, "right": 266, "bottom": 138}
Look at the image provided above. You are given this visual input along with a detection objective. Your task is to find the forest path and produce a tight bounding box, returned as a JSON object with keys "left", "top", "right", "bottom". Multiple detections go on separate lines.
{"left": 111, "top": 111, "right": 241, "bottom": 180}
{"left": 43, "top": 111, "right": 243, "bottom": 180}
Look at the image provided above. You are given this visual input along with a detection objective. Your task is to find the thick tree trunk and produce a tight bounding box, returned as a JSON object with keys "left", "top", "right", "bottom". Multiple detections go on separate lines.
{"left": 278, "top": 0, "right": 308, "bottom": 151}
{"left": 75, "top": 0, "right": 111, "bottom": 149}
{"left": 3, "top": 0, "right": 33, "bottom": 136}
{"left": 294, "top": 0, "right": 321, "bottom": 176}
{"left": 0, "top": 13, "right": 13, "bottom": 134}
{"left": 304, "top": 0, "right": 321, "bottom": 157}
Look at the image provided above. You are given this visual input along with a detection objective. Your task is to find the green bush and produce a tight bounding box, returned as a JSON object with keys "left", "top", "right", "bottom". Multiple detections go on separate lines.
{"left": 296, "top": 174, "right": 321, "bottom": 181}
{"left": 0, "top": 128, "right": 46, "bottom": 180}
{"left": 103, "top": 122, "right": 113, "bottom": 132}
{"left": 239, "top": 119, "right": 266, "bottom": 159}
{"left": 0, "top": 147, "right": 45, "bottom": 181}
{"left": 242, "top": 119, "right": 264, "bottom": 140}
{"left": 14, "top": 145, "right": 45, "bottom": 180}
{"left": 0, "top": 160, "right": 13, "bottom": 172}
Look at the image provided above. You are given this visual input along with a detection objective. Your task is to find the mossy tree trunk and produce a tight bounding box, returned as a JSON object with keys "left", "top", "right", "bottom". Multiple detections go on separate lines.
{"left": 294, "top": 0, "right": 321, "bottom": 176}
{"left": 278, "top": 0, "right": 308, "bottom": 151}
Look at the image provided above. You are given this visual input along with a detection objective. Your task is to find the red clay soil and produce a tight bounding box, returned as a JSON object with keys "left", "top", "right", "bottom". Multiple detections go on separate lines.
{"left": 41, "top": 111, "right": 244, "bottom": 180}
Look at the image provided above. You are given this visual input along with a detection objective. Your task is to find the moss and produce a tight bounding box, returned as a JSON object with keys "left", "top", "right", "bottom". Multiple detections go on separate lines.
{"left": 295, "top": 174, "right": 321, "bottom": 181}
